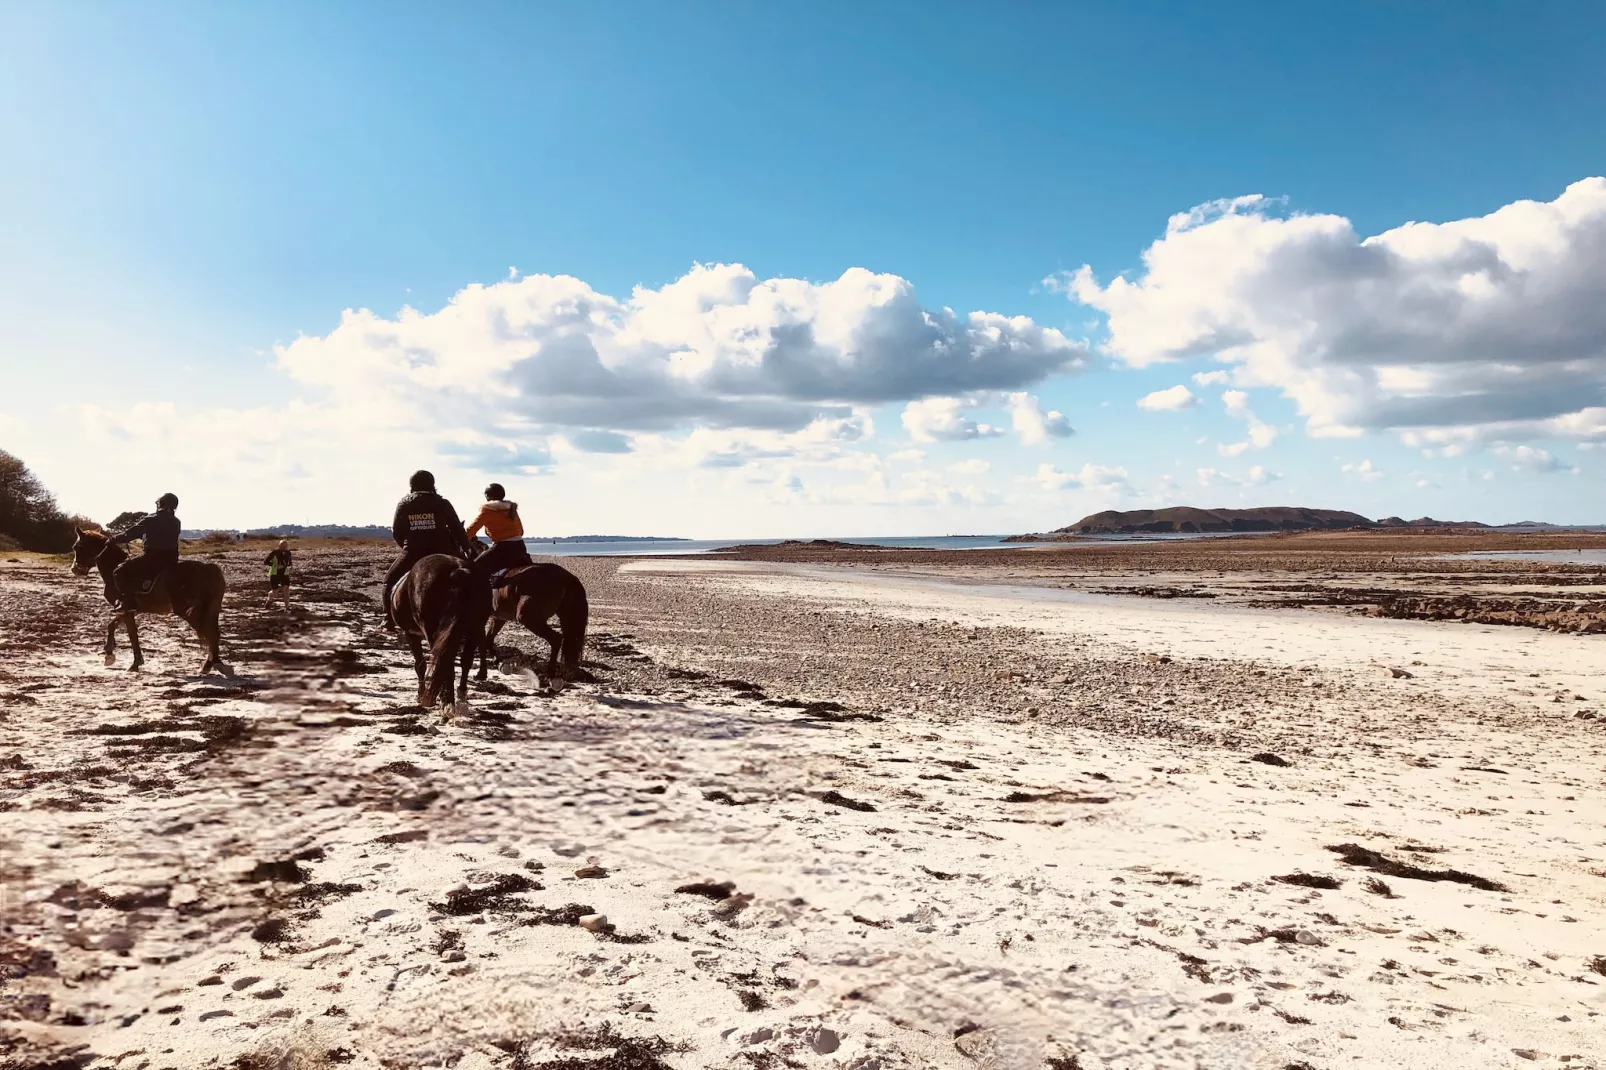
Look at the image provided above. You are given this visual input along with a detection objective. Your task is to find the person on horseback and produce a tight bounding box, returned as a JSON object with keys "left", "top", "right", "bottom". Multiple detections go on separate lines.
{"left": 465, "top": 482, "right": 533, "bottom": 588}
{"left": 110, "top": 492, "right": 182, "bottom": 610}
{"left": 383, "top": 470, "right": 473, "bottom": 629}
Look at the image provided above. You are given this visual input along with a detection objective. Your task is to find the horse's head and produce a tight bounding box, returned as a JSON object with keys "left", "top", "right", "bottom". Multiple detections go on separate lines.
{"left": 70, "top": 527, "right": 108, "bottom": 576}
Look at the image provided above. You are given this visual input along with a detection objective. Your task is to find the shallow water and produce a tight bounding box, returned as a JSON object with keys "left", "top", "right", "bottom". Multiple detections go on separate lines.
{"left": 526, "top": 530, "right": 1270, "bottom": 556}
{"left": 1453, "top": 549, "right": 1606, "bottom": 566}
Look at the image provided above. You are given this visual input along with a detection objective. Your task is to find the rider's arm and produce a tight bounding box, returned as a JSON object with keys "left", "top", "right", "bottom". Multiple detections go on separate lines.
{"left": 443, "top": 501, "right": 472, "bottom": 555}
{"left": 113, "top": 516, "right": 151, "bottom": 545}
{"left": 464, "top": 505, "right": 486, "bottom": 541}
{"left": 391, "top": 501, "right": 409, "bottom": 547}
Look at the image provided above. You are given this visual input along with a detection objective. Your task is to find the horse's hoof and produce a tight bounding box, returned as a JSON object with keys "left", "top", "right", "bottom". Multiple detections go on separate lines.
{"left": 451, "top": 699, "right": 472, "bottom": 719}
{"left": 103, "top": 653, "right": 116, "bottom": 667}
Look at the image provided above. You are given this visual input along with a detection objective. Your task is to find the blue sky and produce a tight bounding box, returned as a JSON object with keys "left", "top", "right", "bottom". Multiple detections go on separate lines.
{"left": 3, "top": 2, "right": 1604, "bottom": 532}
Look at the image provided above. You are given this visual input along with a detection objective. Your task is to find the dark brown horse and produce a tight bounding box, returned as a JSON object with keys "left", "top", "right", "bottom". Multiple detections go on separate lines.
{"left": 476, "top": 562, "right": 589, "bottom": 687}
{"left": 70, "top": 528, "right": 227, "bottom": 674}
{"left": 391, "top": 554, "right": 491, "bottom": 709}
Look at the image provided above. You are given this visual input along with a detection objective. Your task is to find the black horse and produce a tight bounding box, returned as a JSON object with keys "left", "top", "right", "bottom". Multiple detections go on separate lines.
{"left": 476, "top": 561, "right": 589, "bottom": 687}
{"left": 391, "top": 554, "right": 491, "bottom": 708}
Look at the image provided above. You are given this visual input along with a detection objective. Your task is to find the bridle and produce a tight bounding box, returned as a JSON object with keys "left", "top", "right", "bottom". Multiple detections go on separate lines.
{"left": 70, "top": 532, "right": 122, "bottom": 578}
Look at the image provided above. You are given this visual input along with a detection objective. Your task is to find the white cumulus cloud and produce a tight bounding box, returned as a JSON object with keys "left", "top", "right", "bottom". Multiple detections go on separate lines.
{"left": 1027, "top": 462, "right": 1129, "bottom": 492}
{"left": 1342, "top": 459, "right": 1385, "bottom": 482}
{"left": 1492, "top": 444, "right": 1575, "bottom": 473}
{"left": 1216, "top": 389, "right": 1278, "bottom": 455}
{"left": 1136, "top": 384, "right": 1198, "bottom": 411}
{"left": 278, "top": 262, "right": 1086, "bottom": 441}
{"left": 901, "top": 396, "right": 1005, "bottom": 443}
{"left": 1062, "top": 178, "right": 1606, "bottom": 444}
{"left": 1005, "top": 392, "right": 1074, "bottom": 444}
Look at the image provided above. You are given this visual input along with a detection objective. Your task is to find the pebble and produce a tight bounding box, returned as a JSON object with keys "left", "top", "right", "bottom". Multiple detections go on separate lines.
{"left": 810, "top": 1027, "right": 842, "bottom": 1054}
{"left": 578, "top": 913, "right": 609, "bottom": 932}
{"left": 1294, "top": 930, "right": 1321, "bottom": 946}
{"left": 441, "top": 950, "right": 467, "bottom": 963}
{"left": 574, "top": 865, "right": 609, "bottom": 879}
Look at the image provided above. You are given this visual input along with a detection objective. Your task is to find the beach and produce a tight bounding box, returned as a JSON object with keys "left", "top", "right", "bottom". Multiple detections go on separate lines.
{"left": 2, "top": 536, "right": 1603, "bottom": 1070}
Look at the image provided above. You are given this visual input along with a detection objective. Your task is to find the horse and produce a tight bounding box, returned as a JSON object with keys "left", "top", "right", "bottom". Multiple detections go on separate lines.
{"left": 69, "top": 527, "right": 228, "bottom": 674}
{"left": 476, "top": 561, "right": 589, "bottom": 687}
{"left": 391, "top": 553, "right": 491, "bottom": 709}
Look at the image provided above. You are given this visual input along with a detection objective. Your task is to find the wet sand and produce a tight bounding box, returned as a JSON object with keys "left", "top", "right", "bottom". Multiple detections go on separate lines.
{"left": 1, "top": 540, "right": 1603, "bottom": 1070}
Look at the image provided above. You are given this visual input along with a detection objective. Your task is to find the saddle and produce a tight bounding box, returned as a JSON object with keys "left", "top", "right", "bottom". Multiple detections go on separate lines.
{"left": 124, "top": 572, "right": 173, "bottom": 611}
{"left": 489, "top": 564, "right": 535, "bottom": 590}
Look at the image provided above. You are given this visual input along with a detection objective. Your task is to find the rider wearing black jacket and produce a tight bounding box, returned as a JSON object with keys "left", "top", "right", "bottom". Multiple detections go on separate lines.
{"left": 383, "top": 470, "right": 473, "bottom": 628}
{"left": 112, "top": 494, "right": 182, "bottom": 608}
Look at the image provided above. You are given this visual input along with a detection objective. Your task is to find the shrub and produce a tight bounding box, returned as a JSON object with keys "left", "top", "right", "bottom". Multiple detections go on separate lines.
{"left": 0, "top": 449, "right": 91, "bottom": 553}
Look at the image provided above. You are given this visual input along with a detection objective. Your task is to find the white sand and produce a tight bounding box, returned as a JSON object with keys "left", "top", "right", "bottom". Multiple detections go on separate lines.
{"left": 3, "top": 560, "right": 1603, "bottom": 1069}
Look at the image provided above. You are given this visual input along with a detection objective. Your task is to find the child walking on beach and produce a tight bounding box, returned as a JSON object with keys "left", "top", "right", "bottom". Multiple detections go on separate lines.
{"left": 265, "top": 539, "right": 293, "bottom": 609}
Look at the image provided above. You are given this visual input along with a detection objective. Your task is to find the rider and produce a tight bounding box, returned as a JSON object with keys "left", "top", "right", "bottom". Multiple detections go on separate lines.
{"left": 383, "top": 470, "right": 473, "bottom": 629}
{"left": 111, "top": 493, "right": 182, "bottom": 609}
{"left": 465, "top": 482, "right": 532, "bottom": 586}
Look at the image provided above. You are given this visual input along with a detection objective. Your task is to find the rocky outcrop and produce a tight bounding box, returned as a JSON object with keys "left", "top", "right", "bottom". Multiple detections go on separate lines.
{"left": 1372, "top": 594, "right": 1606, "bottom": 633}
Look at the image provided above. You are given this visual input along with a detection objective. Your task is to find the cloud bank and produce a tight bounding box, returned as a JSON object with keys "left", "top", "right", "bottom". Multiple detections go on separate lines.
{"left": 279, "top": 263, "right": 1086, "bottom": 444}
{"left": 1064, "top": 178, "right": 1606, "bottom": 444}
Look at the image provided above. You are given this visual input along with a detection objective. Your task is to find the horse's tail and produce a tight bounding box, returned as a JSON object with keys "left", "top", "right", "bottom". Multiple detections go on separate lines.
{"left": 558, "top": 574, "right": 589, "bottom": 680}
{"left": 425, "top": 563, "right": 479, "bottom": 704}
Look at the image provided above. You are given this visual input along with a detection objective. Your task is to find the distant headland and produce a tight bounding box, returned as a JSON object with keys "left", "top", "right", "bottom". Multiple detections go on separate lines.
{"left": 1009, "top": 506, "right": 1576, "bottom": 539}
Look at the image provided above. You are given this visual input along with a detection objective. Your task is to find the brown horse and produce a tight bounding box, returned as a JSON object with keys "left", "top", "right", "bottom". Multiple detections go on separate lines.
{"left": 476, "top": 561, "right": 589, "bottom": 687}
{"left": 70, "top": 528, "right": 227, "bottom": 674}
{"left": 391, "top": 553, "right": 491, "bottom": 709}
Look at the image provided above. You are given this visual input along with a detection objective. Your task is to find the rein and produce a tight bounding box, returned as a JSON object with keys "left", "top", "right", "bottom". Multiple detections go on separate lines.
{"left": 96, "top": 537, "right": 127, "bottom": 577}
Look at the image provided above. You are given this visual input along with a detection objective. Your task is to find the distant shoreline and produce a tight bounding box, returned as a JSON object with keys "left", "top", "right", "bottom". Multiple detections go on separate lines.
{"left": 181, "top": 527, "right": 692, "bottom": 542}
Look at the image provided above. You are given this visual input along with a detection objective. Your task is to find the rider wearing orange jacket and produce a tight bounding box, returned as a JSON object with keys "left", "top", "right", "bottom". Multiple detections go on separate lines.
{"left": 466, "top": 483, "right": 533, "bottom": 582}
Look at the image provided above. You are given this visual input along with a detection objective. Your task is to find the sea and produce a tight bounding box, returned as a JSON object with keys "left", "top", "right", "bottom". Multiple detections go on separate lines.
{"left": 521, "top": 531, "right": 1253, "bottom": 557}
{"left": 1453, "top": 549, "right": 1606, "bottom": 566}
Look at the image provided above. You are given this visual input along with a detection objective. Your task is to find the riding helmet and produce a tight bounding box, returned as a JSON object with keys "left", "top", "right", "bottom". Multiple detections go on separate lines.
{"left": 484, "top": 483, "right": 506, "bottom": 501}
{"left": 409, "top": 470, "right": 436, "bottom": 492}
{"left": 156, "top": 492, "right": 179, "bottom": 510}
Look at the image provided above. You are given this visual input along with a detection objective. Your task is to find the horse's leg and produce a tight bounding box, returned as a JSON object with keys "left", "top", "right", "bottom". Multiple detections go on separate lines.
{"left": 457, "top": 634, "right": 473, "bottom": 703}
{"left": 104, "top": 616, "right": 119, "bottom": 667}
{"left": 186, "top": 610, "right": 212, "bottom": 674}
{"left": 125, "top": 613, "right": 144, "bottom": 671}
{"left": 404, "top": 632, "right": 427, "bottom": 706}
{"left": 527, "top": 616, "right": 562, "bottom": 684}
{"left": 479, "top": 617, "right": 507, "bottom": 680}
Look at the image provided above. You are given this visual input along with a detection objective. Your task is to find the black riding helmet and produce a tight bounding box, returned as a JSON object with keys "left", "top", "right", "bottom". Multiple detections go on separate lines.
{"left": 156, "top": 492, "right": 179, "bottom": 510}
{"left": 484, "top": 483, "right": 506, "bottom": 501}
{"left": 409, "top": 470, "right": 436, "bottom": 492}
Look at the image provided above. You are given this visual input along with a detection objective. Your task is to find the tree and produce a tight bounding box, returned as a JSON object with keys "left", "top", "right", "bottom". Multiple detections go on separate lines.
{"left": 0, "top": 449, "right": 91, "bottom": 552}
{"left": 109, "top": 510, "right": 148, "bottom": 531}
